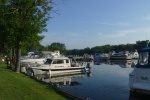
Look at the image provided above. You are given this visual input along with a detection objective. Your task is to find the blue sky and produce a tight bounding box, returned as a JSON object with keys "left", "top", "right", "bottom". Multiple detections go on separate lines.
{"left": 40, "top": 0, "right": 150, "bottom": 49}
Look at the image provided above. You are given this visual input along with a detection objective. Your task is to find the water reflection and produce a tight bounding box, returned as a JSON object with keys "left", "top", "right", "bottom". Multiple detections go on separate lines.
{"left": 29, "top": 60, "right": 150, "bottom": 100}
{"left": 34, "top": 71, "right": 92, "bottom": 88}
{"left": 129, "top": 91, "right": 150, "bottom": 100}
{"left": 94, "top": 59, "right": 138, "bottom": 68}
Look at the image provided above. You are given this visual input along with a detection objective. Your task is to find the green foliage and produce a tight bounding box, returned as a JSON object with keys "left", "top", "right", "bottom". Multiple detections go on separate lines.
{"left": 0, "top": 0, "right": 53, "bottom": 49}
{"left": 47, "top": 42, "right": 67, "bottom": 54}
{"left": 0, "top": 0, "right": 54, "bottom": 72}
{"left": 66, "top": 40, "right": 150, "bottom": 56}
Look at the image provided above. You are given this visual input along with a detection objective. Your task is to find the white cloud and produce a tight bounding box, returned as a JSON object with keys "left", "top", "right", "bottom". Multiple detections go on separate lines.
{"left": 96, "top": 22, "right": 115, "bottom": 26}
{"left": 118, "top": 22, "right": 129, "bottom": 26}
{"left": 96, "top": 27, "right": 150, "bottom": 40}
{"left": 95, "top": 22, "right": 130, "bottom": 26}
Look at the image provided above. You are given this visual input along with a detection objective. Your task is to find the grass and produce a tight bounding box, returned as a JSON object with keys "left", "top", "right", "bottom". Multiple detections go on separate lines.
{"left": 0, "top": 63, "right": 70, "bottom": 100}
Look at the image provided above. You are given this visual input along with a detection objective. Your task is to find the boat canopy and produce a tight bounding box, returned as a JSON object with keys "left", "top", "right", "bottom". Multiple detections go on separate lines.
{"left": 140, "top": 46, "right": 150, "bottom": 52}
{"left": 136, "top": 47, "right": 150, "bottom": 68}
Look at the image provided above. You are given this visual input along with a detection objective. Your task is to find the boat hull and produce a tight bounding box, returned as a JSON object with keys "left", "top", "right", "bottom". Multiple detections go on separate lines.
{"left": 28, "top": 67, "right": 89, "bottom": 76}
{"left": 129, "top": 68, "right": 150, "bottom": 93}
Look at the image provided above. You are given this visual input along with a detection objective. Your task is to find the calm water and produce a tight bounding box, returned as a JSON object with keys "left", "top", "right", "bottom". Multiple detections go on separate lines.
{"left": 40, "top": 60, "right": 150, "bottom": 100}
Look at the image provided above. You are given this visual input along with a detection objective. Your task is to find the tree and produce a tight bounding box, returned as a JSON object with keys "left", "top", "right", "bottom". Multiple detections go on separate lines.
{"left": 135, "top": 40, "right": 149, "bottom": 51}
{"left": 48, "top": 42, "right": 67, "bottom": 54}
{"left": 1, "top": 0, "right": 53, "bottom": 72}
{"left": 0, "top": 0, "right": 15, "bottom": 63}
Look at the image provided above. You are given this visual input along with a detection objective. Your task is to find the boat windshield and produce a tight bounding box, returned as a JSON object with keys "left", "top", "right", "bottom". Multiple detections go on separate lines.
{"left": 44, "top": 59, "right": 52, "bottom": 64}
{"left": 138, "top": 52, "right": 149, "bottom": 65}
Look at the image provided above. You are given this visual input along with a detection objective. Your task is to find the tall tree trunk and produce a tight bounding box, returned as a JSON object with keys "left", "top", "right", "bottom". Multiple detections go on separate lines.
{"left": 0, "top": 48, "right": 2, "bottom": 64}
{"left": 10, "top": 47, "right": 12, "bottom": 57}
{"left": 15, "top": 38, "right": 21, "bottom": 73}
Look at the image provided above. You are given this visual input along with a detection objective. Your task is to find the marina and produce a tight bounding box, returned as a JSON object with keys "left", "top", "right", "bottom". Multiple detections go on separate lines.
{"left": 25, "top": 59, "right": 150, "bottom": 100}
{"left": 14, "top": 49, "right": 150, "bottom": 100}
{"left": 59, "top": 60, "right": 150, "bottom": 100}
{"left": 1, "top": 1, "right": 150, "bottom": 100}
{"left": 20, "top": 50, "right": 150, "bottom": 100}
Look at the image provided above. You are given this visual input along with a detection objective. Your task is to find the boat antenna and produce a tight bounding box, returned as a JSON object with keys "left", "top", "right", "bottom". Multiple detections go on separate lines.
{"left": 147, "top": 40, "right": 149, "bottom": 47}
{"left": 146, "top": 33, "right": 149, "bottom": 47}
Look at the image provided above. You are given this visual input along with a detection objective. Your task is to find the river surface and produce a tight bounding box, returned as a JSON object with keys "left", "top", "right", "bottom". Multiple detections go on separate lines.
{"left": 40, "top": 60, "right": 150, "bottom": 100}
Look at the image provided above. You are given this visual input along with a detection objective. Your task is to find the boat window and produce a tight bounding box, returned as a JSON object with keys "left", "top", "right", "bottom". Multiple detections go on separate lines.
{"left": 44, "top": 59, "right": 52, "bottom": 64}
{"left": 52, "top": 60, "right": 64, "bottom": 64}
{"left": 138, "top": 52, "right": 149, "bottom": 65}
{"left": 66, "top": 60, "right": 69, "bottom": 63}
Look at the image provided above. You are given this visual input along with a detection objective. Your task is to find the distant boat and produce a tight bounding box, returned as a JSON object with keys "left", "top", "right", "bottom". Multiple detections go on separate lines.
{"left": 83, "top": 53, "right": 94, "bottom": 62}
{"left": 94, "top": 53, "right": 109, "bottom": 61}
{"left": 130, "top": 51, "right": 139, "bottom": 59}
{"left": 109, "top": 52, "right": 132, "bottom": 60}
{"left": 129, "top": 46, "right": 150, "bottom": 94}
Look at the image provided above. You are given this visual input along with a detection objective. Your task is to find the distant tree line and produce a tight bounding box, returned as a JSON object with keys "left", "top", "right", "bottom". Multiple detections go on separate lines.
{"left": 22, "top": 40, "right": 149, "bottom": 56}
{"left": 66, "top": 40, "right": 150, "bottom": 56}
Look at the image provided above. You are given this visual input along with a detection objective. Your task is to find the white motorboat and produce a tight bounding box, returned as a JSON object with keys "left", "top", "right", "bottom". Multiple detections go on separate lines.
{"left": 27, "top": 56, "right": 90, "bottom": 76}
{"left": 109, "top": 52, "right": 132, "bottom": 60}
{"left": 83, "top": 53, "right": 94, "bottom": 61}
{"left": 94, "top": 53, "right": 109, "bottom": 62}
{"left": 21, "top": 51, "right": 46, "bottom": 66}
{"left": 21, "top": 58, "right": 46, "bottom": 64}
{"left": 20, "top": 51, "right": 61, "bottom": 68}
{"left": 130, "top": 51, "right": 139, "bottom": 59}
{"left": 129, "top": 47, "right": 150, "bottom": 94}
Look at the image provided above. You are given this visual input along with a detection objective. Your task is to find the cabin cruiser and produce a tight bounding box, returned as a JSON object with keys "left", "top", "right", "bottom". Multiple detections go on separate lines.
{"left": 83, "top": 53, "right": 94, "bottom": 62}
{"left": 27, "top": 56, "right": 90, "bottom": 76}
{"left": 130, "top": 51, "right": 139, "bottom": 59}
{"left": 21, "top": 51, "right": 60, "bottom": 68}
{"left": 129, "top": 47, "right": 150, "bottom": 94}
{"left": 94, "top": 53, "right": 109, "bottom": 62}
{"left": 21, "top": 58, "right": 46, "bottom": 65}
{"left": 109, "top": 52, "right": 132, "bottom": 60}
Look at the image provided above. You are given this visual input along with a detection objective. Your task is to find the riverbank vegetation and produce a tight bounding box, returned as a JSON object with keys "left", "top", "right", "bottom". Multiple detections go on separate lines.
{"left": 66, "top": 40, "right": 150, "bottom": 55}
{"left": 0, "top": 63, "right": 69, "bottom": 100}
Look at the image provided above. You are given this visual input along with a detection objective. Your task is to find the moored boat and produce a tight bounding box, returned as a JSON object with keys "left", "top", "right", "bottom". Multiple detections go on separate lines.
{"left": 94, "top": 53, "right": 109, "bottom": 62}
{"left": 20, "top": 51, "right": 61, "bottom": 68}
{"left": 109, "top": 52, "right": 132, "bottom": 60}
{"left": 130, "top": 51, "right": 139, "bottom": 59}
{"left": 129, "top": 46, "right": 150, "bottom": 94}
{"left": 27, "top": 56, "right": 90, "bottom": 76}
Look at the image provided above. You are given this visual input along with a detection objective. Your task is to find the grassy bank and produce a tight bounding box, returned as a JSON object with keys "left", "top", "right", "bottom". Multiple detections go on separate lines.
{"left": 0, "top": 63, "right": 69, "bottom": 100}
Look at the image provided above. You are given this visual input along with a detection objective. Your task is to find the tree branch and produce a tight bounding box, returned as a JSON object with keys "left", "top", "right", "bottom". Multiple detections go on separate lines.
{"left": 23, "top": 0, "right": 38, "bottom": 21}
{"left": 3, "top": 8, "right": 19, "bottom": 16}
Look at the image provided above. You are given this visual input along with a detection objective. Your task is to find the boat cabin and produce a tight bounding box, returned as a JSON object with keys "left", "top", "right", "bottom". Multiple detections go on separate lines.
{"left": 136, "top": 47, "right": 150, "bottom": 67}
{"left": 44, "top": 57, "right": 71, "bottom": 68}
